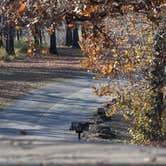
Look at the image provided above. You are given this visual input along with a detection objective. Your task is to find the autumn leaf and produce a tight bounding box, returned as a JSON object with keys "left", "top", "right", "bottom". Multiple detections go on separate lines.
{"left": 15, "top": 26, "right": 22, "bottom": 30}
{"left": 124, "top": 64, "right": 132, "bottom": 71}
{"left": 68, "top": 23, "right": 75, "bottom": 29}
{"left": 82, "top": 11, "right": 91, "bottom": 17}
{"left": 101, "top": 65, "right": 107, "bottom": 75}
{"left": 18, "top": 1, "right": 26, "bottom": 12}
{"left": 123, "top": 114, "right": 129, "bottom": 121}
{"left": 124, "top": 50, "right": 130, "bottom": 56}
{"left": 92, "top": 56, "right": 97, "bottom": 61}
{"left": 41, "top": 48, "right": 48, "bottom": 55}
{"left": 108, "top": 64, "right": 113, "bottom": 73}
{"left": 27, "top": 48, "right": 33, "bottom": 56}
{"left": 106, "top": 106, "right": 116, "bottom": 117}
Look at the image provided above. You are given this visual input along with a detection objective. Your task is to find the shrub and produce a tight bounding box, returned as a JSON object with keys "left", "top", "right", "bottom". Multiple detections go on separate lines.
{"left": 116, "top": 81, "right": 165, "bottom": 144}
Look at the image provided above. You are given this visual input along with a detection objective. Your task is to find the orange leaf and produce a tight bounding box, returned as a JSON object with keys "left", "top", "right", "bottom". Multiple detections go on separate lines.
{"left": 108, "top": 64, "right": 113, "bottom": 73}
{"left": 101, "top": 65, "right": 107, "bottom": 75}
{"left": 68, "top": 23, "right": 74, "bottom": 29}
{"left": 27, "top": 48, "right": 33, "bottom": 56}
{"left": 18, "top": 2, "right": 26, "bottom": 12}
{"left": 124, "top": 64, "right": 132, "bottom": 71}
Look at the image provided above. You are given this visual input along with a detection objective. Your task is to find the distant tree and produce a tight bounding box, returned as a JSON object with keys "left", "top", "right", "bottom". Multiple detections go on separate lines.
{"left": 72, "top": 23, "right": 80, "bottom": 48}
{"left": 0, "top": 35, "right": 3, "bottom": 47}
{"left": 49, "top": 31, "right": 58, "bottom": 55}
{"left": 66, "top": 26, "right": 73, "bottom": 46}
{"left": 0, "top": 15, "right": 3, "bottom": 47}
{"left": 5, "top": 24, "right": 15, "bottom": 55}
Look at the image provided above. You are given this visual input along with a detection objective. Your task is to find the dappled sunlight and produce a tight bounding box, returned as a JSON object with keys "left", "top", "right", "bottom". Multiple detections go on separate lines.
{"left": 0, "top": 48, "right": 87, "bottom": 110}
{"left": 0, "top": 77, "right": 109, "bottom": 143}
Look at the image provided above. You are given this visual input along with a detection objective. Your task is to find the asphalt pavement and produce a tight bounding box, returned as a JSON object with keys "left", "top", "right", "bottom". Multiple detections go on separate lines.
{"left": 0, "top": 76, "right": 165, "bottom": 165}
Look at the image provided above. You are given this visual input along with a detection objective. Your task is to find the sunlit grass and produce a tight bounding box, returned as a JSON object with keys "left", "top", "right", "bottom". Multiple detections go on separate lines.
{"left": 14, "top": 39, "right": 29, "bottom": 54}
{"left": 0, "top": 40, "right": 29, "bottom": 60}
{"left": 0, "top": 47, "right": 8, "bottom": 59}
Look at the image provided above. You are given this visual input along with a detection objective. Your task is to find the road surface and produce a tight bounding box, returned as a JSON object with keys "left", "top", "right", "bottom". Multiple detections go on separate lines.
{"left": 0, "top": 76, "right": 165, "bottom": 165}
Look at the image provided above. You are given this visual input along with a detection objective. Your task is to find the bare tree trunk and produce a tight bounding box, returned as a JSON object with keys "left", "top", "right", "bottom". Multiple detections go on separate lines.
{"left": 49, "top": 31, "right": 58, "bottom": 55}
{"left": 39, "top": 29, "right": 42, "bottom": 45}
{"left": 66, "top": 27, "right": 73, "bottom": 46}
{"left": 16, "top": 30, "right": 20, "bottom": 41}
{"left": 0, "top": 34, "right": 3, "bottom": 47}
{"left": 5, "top": 26, "right": 15, "bottom": 55}
{"left": 72, "top": 26, "right": 80, "bottom": 48}
{"left": 0, "top": 15, "right": 3, "bottom": 47}
{"left": 33, "top": 25, "right": 40, "bottom": 45}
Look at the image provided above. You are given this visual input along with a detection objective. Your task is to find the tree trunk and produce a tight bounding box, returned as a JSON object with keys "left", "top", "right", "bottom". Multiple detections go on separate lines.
{"left": 66, "top": 27, "right": 73, "bottom": 46}
{"left": 0, "top": 15, "right": 3, "bottom": 47}
{"left": 5, "top": 26, "right": 15, "bottom": 55}
{"left": 39, "top": 30, "right": 42, "bottom": 45}
{"left": 0, "top": 34, "right": 3, "bottom": 47}
{"left": 34, "top": 25, "right": 40, "bottom": 45}
{"left": 16, "top": 30, "right": 20, "bottom": 41}
{"left": 20, "top": 29, "right": 22, "bottom": 38}
{"left": 49, "top": 31, "right": 58, "bottom": 55}
{"left": 34, "top": 36, "right": 39, "bottom": 45}
{"left": 146, "top": 25, "right": 165, "bottom": 141}
{"left": 72, "top": 27, "right": 80, "bottom": 48}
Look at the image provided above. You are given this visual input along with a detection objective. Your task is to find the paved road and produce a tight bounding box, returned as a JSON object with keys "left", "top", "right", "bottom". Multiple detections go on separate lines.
{"left": 0, "top": 76, "right": 166, "bottom": 165}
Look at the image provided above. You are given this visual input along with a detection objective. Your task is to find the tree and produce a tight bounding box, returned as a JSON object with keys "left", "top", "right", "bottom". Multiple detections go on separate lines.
{"left": 65, "top": 15, "right": 73, "bottom": 46}
{"left": 5, "top": 25, "right": 15, "bottom": 55}
{"left": 49, "top": 31, "right": 58, "bottom": 55}
{"left": 0, "top": 15, "right": 3, "bottom": 47}
{"left": 0, "top": 0, "right": 76, "bottom": 54}
{"left": 80, "top": 0, "right": 165, "bottom": 143}
{"left": 72, "top": 23, "right": 80, "bottom": 48}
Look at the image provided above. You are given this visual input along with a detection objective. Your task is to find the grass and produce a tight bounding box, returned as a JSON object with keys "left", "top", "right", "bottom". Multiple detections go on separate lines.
{"left": 0, "top": 47, "right": 8, "bottom": 60}
{"left": 0, "top": 39, "right": 29, "bottom": 61}
{"left": 0, "top": 47, "right": 21, "bottom": 61}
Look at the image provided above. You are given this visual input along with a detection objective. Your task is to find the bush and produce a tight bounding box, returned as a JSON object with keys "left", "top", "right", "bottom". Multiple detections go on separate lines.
{"left": 116, "top": 81, "right": 165, "bottom": 144}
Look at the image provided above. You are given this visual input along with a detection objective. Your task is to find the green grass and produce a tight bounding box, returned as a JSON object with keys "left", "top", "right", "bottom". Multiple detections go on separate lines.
{"left": 0, "top": 47, "right": 18, "bottom": 61}
{"left": 14, "top": 39, "right": 29, "bottom": 53}
{"left": 0, "top": 40, "right": 29, "bottom": 60}
{"left": 0, "top": 47, "right": 8, "bottom": 59}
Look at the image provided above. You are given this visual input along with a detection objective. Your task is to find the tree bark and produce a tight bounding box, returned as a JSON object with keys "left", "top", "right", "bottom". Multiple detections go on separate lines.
{"left": 16, "top": 30, "right": 20, "bottom": 41}
{"left": 0, "top": 15, "right": 3, "bottom": 47}
{"left": 66, "top": 27, "right": 73, "bottom": 46}
{"left": 33, "top": 25, "right": 40, "bottom": 45}
{"left": 72, "top": 27, "right": 80, "bottom": 48}
{"left": 5, "top": 26, "right": 15, "bottom": 55}
{"left": 49, "top": 31, "right": 58, "bottom": 55}
{"left": 39, "top": 29, "right": 42, "bottom": 45}
{"left": 0, "top": 34, "right": 3, "bottom": 47}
